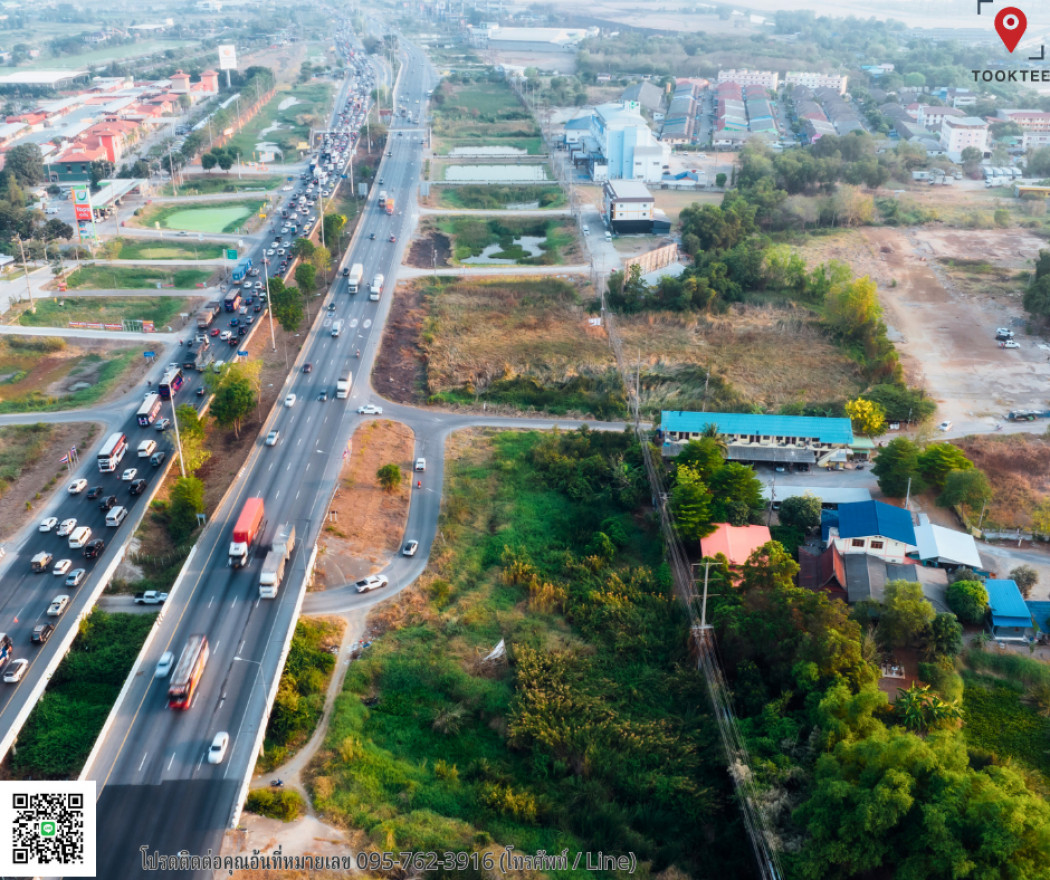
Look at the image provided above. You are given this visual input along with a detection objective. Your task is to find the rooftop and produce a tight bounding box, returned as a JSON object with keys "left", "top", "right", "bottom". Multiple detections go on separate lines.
{"left": 986, "top": 579, "right": 1032, "bottom": 628}
{"left": 835, "top": 500, "right": 916, "bottom": 546}
{"left": 605, "top": 179, "right": 653, "bottom": 200}
{"left": 913, "top": 521, "right": 982, "bottom": 569}
{"left": 662, "top": 411, "right": 854, "bottom": 445}
{"left": 701, "top": 523, "right": 772, "bottom": 566}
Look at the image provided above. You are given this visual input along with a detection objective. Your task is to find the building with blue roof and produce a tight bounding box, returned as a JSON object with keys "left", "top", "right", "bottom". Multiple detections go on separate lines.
{"left": 987, "top": 579, "right": 1034, "bottom": 641}
{"left": 661, "top": 411, "right": 854, "bottom": 467}
{"left": 827, "top": 500, "right": 917, "bottom": 562}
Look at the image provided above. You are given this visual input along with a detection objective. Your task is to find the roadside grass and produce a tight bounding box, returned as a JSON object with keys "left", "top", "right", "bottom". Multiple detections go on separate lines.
{"left": 434, "top": 184, "right": 566, "bottom": 210}
{"left": 415, "top": 276, "right": 626, "bottom": 418}
{"left": 0, "top": 424, "right": 54, "bottom": 495}
{"left": 431, "top": 216, "right": 580, "bottom": 266}
{"left": 307, "top": 429, "right": 747, "bottom": 877}
{"left": 134, "top": 200, "right": 265, "bottom": 234}
{"left": 0, "top": 347, "right": 140, "bottom": 414}
{"left": 64, "top": 265, "right": 212, "bottom": 290}
{"left": 158, "top": 176, "right": 283, "bottom": 197}
{"left": 19, "top": 296, "right": 192, "bottom": 328}
{"left": 224, "top": 82, "right": 335, "bottom": 160}
{"left": 952, "top": 433, "right": 1050, "bottom": 531}
{"left": 106, "top": 238, "right": 226, "bottom": 261}
{"left": 7, "top": 611, "right": 156, "bottom": 779}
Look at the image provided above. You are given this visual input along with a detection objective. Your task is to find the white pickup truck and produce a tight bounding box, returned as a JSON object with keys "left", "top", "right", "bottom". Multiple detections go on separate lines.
{"left": 133, "top": 591, "right": 168, "bottom": 605}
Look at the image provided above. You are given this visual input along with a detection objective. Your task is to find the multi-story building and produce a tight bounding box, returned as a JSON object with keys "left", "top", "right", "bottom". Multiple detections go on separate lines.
{"left": 602, "top": 180, "right": 654, "bottom": 233}
{"left": 784, "top": 71, "right": 848, "bottom": 95}
{"left": 997, "top": 109, "right": 1050, "bottom": 132}
{"left": 567, "top": 103, "right": 667, "bottom": 182}
{"left": 717, "top": 69, "right": 779, "bottom": 90}
{"left": 940, "top": 115, "right": 989, "bottom": 161}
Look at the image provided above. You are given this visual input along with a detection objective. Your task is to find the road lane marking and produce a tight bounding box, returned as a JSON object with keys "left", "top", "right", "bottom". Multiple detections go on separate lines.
{"left": 138, "top": 752, "right": 148, "bottom": 772}
{"left": 167, "top": 752, "right": 175, "bottom": 771}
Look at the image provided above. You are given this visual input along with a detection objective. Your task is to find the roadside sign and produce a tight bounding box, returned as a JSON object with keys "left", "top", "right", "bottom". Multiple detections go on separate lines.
{"left": 143, "top": 351, "right": 155, "bottom": 358}
{"left": 225, "top": 248, "right": 237, "bottom": 260}
{"left": 237, "top": 350, "right": 249, "bottom": 357}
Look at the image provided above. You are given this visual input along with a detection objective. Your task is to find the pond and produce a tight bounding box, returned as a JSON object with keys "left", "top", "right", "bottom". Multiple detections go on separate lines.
{"left": 461, "top": 236, "right": 546, "bottom": 265}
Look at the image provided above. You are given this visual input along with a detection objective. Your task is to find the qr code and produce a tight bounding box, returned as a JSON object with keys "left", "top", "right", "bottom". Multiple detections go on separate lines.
{"left": 0, "top": 780, "right": 95, "bottom": 876}
{"left": 13, "top": 791, "right": 84, "bottom": 865}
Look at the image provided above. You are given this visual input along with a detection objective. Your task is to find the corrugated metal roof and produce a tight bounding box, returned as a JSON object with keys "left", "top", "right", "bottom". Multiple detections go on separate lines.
{"left": 914, "top": 523, "right": 982, "bottom": 569}
{"left": 662, "top": 411, "right": 854, "bottom": 444}
{"left": 987, "top": 579, "right": 1031, "bottom": 626}
{"left": 836, "top": 500, "right": 916, "bottom": 546}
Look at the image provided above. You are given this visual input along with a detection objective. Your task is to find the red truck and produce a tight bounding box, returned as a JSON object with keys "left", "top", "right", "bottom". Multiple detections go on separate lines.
{"left": 384, "top": 195, "right": 395, "bottom": 215}
{"left": 229, "top": 497, "right": 265, "bottom": 568}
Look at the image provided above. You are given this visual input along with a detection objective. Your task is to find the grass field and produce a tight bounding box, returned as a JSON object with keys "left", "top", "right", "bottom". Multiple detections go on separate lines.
{"left": 23, "top": 39, "right": 193, "bottom": 70}
{"left": 158, "top": 176, "right": 283, "bottom": 197}
{"left": 430, "top": 79, "right": 542, "bottom": 155}
{"left": 18, "top": 295, "right": 192, "bottom": 328}
{"left": 106, "top": 238, "right": 225, "bottom": 261}
{"left": 433, "top": 183, "right": 566, "bottom": 210}
{"left": 224, "top": 82, "right": 334, "bottom": 160}
{"left": 432, "top": 216, "right": 580, "bottom": 266}
{"left": 8, "top": 611, "right": 155, "bottom": 779}
{"left": 307, "top": 429, "right": 749, "bottom": 877}
{"left": 135, "top": 200, "right": 265, "bottom": 234}
{"left": 63, "top": 265, "right": 212, "bottom": 290}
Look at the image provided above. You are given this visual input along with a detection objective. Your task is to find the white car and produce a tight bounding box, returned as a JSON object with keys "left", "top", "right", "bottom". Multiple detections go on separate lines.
{"left": 67, "top": 479, "right": 88, "bottom": 494}
{"left": 284, "top": 393, "right": 296, "bottom": 408}
{"left": 52, "top": 558, "right": 71, "bottom": 576}
{"left": 354, "top": 574, "right": 389, "bottom": 593}
{"left": 56, "top": 518, "right": 77, "bottom": 538}
{"left": 402, "top": 540, "right": 419, "bottom": 557}
{"left": 1002, "top": 340, "right": 1020, "bottom": 349}
{"left": 207, "top": 731, "right": 230, "bottom": 764}
{"left": 220, "top": 330, "right": 232, "bottom": 341}
{"left": 121, "top": 468, "right": 137, "bottom": 481}
{"left": 154, "top": 651, "right": 174, "bottom": 679}
{"left": 265, "top": 430, "right": 279, "bottom": 447}
{"left": 357, "top": 404, "right": 383, "bottom": 415}
{"left": 995, "top": 327, "right": 1014, "bottom": 337}
{"left": 414, "top": 458, "right": 426, "bottom": 472}
{"left": 3, "top": 659, "right": 28, "bottom": 684}
{"left": 47, "top": 595, "right": 70, "bottom": 617}
{"left": 38, "top": 517, "right": 58, "bottom": 533}
{"left": 938, "top": 420, "right": 953, "bottom": 432}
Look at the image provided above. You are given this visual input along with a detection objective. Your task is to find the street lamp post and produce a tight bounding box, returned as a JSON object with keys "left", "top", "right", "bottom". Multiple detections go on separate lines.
{"left": 169, "top": 395, "right": 187, "bottom": 479}
{"left": 264, "top": 258, "right": 277, "bottom": 352}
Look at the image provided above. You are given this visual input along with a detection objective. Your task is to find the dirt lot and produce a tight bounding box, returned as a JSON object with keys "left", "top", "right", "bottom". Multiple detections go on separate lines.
{"left": 953, "top": 433, "right": 1050, "bottom": 531}
{"left": 799, "top": 226, "right": 1050, "bottom": 432}
{"left": 311, "top": 419, "right": 414, "bottom": 589}
{"left": 406, "top": 231, "right": 452, "bottom": 269}
{"left": 373, "top": 281, "right": 427, "bottom": 405}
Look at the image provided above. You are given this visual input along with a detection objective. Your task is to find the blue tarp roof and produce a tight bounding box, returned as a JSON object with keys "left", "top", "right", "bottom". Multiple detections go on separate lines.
{"left": 987, "top": 579, "right": 1033, "bottom": 628}
{"left": 661, "top": 411, "right": 854, "bottom": 444}
{"left": 835, "top": 500, "right": 916, "bottom": 546}
{"left": 1026, "top": 601, "right": 1050, "bottom": 633}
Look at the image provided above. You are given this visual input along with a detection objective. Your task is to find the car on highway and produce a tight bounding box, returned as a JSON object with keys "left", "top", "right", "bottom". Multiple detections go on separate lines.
{"left": 129, "top": 479, "right": 147, "bottom": 496}
{"left": 303, "top": 363, "right": 313, "bottom": 373}
{"left": 414, "top": 458, "right": 426, "bottom": 472}
{"left": 4, "top": 659, "right": 29, "bottom": 684}
{"left": 284, "top": 393, "right": 296, "bottom": 408}
{"left": 52, "top": 558, "right": 71, "bottom": 576}
{"left": 86, "top": 486, "right": 103, "bottom": 499}
{"left": 99, "top": 494, "right": 117, "bottom": 510}
{"left": 369, "top": 232, "right": 375, "bottom": 240}
{"left": 83, "top": 538, "right": 105, "bottom": 559}
{"left": 39, "top": 516, "right": 58, "bottom": 532}
{"left": 402, "top": 540, "right": 418, "bottom": 557}
{"left": 389, "top": 234, "right": 397, "bottom": 243}
{"left": 210, "top": 327, "right": 221, "bottom": 337}
{"left": 357, "top": 404, "right": 383, "bottom": 415}
{"left": 121, "top": 468, "right": 137, "bottom": 481}
{"left": 265, "top": 430, "right": 280, "bottom": 447}
{"left": 57, "top": 518, "right": 77, "bottom": 537}
{"left": 155, "top": 418, "right": 171, "bottom": 432}
{"left": 68, "top": 479, "right": 88, "bottom": 495}
{"left": 154, "top": 651, "right": 174, "bottom": 679}
{"left": 207, "top": 731, "right": 230, "bottom": 764}
{"left": 32, "top": 623, "right": 54, "bottom": 644}
{"left": 65, "top": 568, "right": 86, "bottom": 588}
{"left": 318, "top": 389, "right": 328, "bottom": 402}
{"left": 354, "top": 574, "right": 389, "bottom": 594}
{"left": 47, "top": 595, "right": 70, "bottom": 617}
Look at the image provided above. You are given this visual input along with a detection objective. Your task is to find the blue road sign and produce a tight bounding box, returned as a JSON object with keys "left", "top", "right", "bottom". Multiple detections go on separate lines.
{"left": 143, "top": 351, "right": 155, "bottom": 358}
{"left": 237, "top": 350, "right": 249, "bottom": 357}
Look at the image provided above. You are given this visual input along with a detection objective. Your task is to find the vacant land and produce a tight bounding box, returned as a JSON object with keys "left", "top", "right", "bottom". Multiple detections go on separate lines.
{"left": 159, "top": 176, "right": 282, "bottom": 197}
{"left": 224, "top": 82, "right": 334, "bottom": 160}
{"left": 428, "top": 183, "right": 566, "bottom": 210}
{"left": 23, "top": 39, "right": 193, "bottom": 70}
{"left": 411, "top": 216, "right": 581, "bottom": 267}
{"left": 17, "top": 295, "right": 193, "bottom": 330}
{"left": 953, "top": 433, "right": 1050, "bottom": 530}
{"left": 132, "top": 200, "right": 265, "bottom": 234}
{"left": 62, "top": 266, "right": 212, "bottom": 291}
{"left": 105, "top": 238, "right": 225, "bottom": 261}
{"left": 0, "top": 336, "right": 141, "bottom": 415}
{"left": 378, "top": 276, "right": 624, "bottom": 418}
{"left": 430, "top": 79, "right": 542, "bottom": 155}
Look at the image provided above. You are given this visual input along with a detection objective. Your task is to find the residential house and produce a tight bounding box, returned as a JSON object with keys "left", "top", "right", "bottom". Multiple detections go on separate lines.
{"left": 800, "top": 543, "right": 918, "bottom": 604}
{"left": 986, "top": 579, "right": 1035, "bottom": 641}
{"left": 784, "top": 71, "right": 848, "bottom": 95}
{"left": 701, "top": 523, "right": 772, "bottom": 567}
{"left": 913, "top": 518, "right": 984, "bottom": 573}
{"left": 824, "top": 500, "right": 916, "bottom": 562}
{"left": 940, "top": 116, "right": 989, "bottom": 162}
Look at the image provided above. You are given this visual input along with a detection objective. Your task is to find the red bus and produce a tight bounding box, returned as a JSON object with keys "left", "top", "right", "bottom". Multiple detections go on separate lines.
{"left": 168, "top": 634, "right": 209, "bottom": 709}
{"left": 137, "top": 392, "right": 162, "bottom": 427}
{"left": 159, "top": 367, "right": 184, "bottom": 400}
{"left": 97, "top": 432, "right": 128, "bottom": 473}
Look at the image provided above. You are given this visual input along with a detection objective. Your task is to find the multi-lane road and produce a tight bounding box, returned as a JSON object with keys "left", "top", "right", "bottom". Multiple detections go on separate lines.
{"left": 82, "top": 37, "right": 436, "bottom": 879}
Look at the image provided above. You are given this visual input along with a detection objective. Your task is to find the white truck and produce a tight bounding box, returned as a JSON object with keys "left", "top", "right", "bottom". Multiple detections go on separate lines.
{"left": 336, "top": 367, "right": 353, "bottom": 399}
{"left": 347, "top": 263, "right": 363, "bottom": 294}
{"left": 259, "top": 523, "right": 296, "bottom": 598}
{"left": 369, "top": 273, "right": 384, "bottom": 302}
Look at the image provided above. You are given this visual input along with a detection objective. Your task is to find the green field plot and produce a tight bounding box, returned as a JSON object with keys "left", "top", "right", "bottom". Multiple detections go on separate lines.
{"left": 63, "top": 265, "right": 212, "bottom": 290}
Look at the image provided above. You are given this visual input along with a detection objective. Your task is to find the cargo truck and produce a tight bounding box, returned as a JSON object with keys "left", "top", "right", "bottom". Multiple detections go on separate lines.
{"left": 336, "top": 368, "right": 353, "bottom": 399}
{"left": 196, "top": 302, "right": 221, "bottom": 329}
{"left": 259, "top": 523, "right": 296, "bottom": 598}
{"left": 347, "top": 263, "right": 363, "bottom": 294}
{"left": 384, "top": 195, "right": 395, "bottom": 215}
{"left": 229, "top": 497, "right": 265, "bottom": 568}
{"left": 378, "top": 189, "right": 387, "bottom": 208}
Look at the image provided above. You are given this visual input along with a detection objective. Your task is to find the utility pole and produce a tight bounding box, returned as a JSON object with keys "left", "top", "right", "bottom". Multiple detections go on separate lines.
{"left": 15, "top": 235, "right": 34, "bottom": 313}
{"left": 692, "top": 561, "right": 714, "bottom": 631}
{"left": 905, "top": 476, "right": 912, "bottom": 512}
{"left": 169, "top": 396, "right": 186, "bottom": 479}
{"left": 264, "top": 258, "right": 277, "bottom": 352}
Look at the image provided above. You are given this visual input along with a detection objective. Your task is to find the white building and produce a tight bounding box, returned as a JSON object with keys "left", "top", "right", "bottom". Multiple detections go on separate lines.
{"left": 573, "top": 103, "right": 667, "bottom": 183}
{"left": 717, "top": 69, "right": 779, "bottom": 90}
{"left": 940, "top": 115, "right": 989, "bottom": 162}
{"left": 784, "top": 71, "right": 848, "bottom": 95}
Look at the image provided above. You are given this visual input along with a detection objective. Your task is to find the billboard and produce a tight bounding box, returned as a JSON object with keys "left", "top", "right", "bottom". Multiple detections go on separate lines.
{"left": 72, "top": 187, "right": 92, "bottom": 222}
{"left": 218, "top": 44, "right": 237, "bottom": 70}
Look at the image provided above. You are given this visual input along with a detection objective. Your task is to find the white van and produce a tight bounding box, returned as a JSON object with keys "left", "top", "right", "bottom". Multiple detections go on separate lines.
{"left": 369, "top": 274, "right": 384, "bottom": 302}
{"left": 137, "top": 439, "right": 157, "bottom": 458}
{"left": 68, "top": 526, "right": 92, "bottom": 549}
{"left": 331, "top": 320, "right": 343, "bottom": 338}
{"left": 604, "top": 231, "right": 613, "bottom": 241}
{"left": 105, "top": 506, "right": 128, "bottom": 527}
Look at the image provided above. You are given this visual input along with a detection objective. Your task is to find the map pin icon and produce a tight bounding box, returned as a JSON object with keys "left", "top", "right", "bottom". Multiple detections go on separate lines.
{"left": 995, "top": 6, "right": 1027, "bottom": 53}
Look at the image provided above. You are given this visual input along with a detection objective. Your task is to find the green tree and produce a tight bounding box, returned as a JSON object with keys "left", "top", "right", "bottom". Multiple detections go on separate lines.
{"left": 215, "top": 147, "right": 236, "bottom": 172}
{"left": 921, "top": 612, "right": 963, "bottom": 660}
{"left": 880, "top": 580, "right": 935, "bottom": 649}
{"left": 2, "top": 143, "right": 44, "bottom": 186}
{"left": 674, "top": 437, "right": 725, "bottom": 482}
{"left": 845, "top": 397, "right": 887, "bottom": 437}
{"left": 377, "top": 463, "right": 401, "bottom": 493}
{"left": 778, "top": 494, "right": 822, "bottom": 533}
{"left": 946, "top": 579, "right": 988, "bottom": 624}
{"left": 861, "top": 384, "right": 936, "bottom": 423}
{"left": 715, "top": 172, "right": 727, "bottom": 188}
{"left": 669, "top": 464, "right": 714, "bottom": 544}
{"left": 294, "top": 262, "right": 317, "bottom": 293}
{"left": 167, "top": 476, "right": 204, "bottom": 542}
{"left": 1010, "top": 564, "right": 1039, "bottom": 599}
{"left": 708, "top": 462, "right": 763, "bottom": 523}
{"left": 201, "top": 152, "right": 217, "bottom": 173}
{"left": 291, "top": 237, "right": 315, "bottom": 260}
{"left": 322, "top": 212, "right": 347, "bottom": 245}
{"left": 309, "top": 244, "right": 331, "bottom": 274}
{"left": 89, "top": 159, "right": 114, "bottom": 189}
{"left": 269, "top": 278, "right": 304, "bottom": 332}
{"left": 174, "top": 403, "right": 210, "bottom": 473}
{"left": 893, "top": 682, "right": 961, "bottom": 733}
{"left": 917, "top": 442, "right": 973, "bottom": 489}
{"left": 824, "top": 275, "right": 881, "bottom": 341}
{"left": 937, "top": 467, "right": 992, "bottom": 510}
{"left": 872, "top": 437, "right": 924, "bottom": 497}
{"left": 209, "top": 369, "right": 256, "bottom": 438}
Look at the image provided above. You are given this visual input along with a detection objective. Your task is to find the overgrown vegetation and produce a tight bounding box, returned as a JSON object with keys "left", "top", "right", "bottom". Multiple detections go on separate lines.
{"left": 434, "top": 216, "right": 577, "bottom": 266}
{"left": 0, "top": 423, "right": 53, "bottom": 495}
{"left": 0, "top": 348, "right": 139, "bottom": 413}
{"left": 435, "top": 184, "right": 565, "bottom": 211}
{"left": 101, "top": 238, "right": 226, "bottom": 260}
{"left": 17, "top": 295, "right": 190, "bottom": 327}
{"left": 429, "top": 74, "right": 542, "bottom": 154}
{"left": 9, "top": 611, "right": 155, "bottom": 778}
{"left": 62, "top": 265, "right": 212, "bottom": 291}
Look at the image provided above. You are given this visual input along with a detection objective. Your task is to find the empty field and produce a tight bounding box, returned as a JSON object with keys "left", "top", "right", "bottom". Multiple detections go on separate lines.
{"left": 62, "top": 266, "right": 212, "bottom": 290}
{"left": 223, "top": 82, "right": 334, "bottom": 161}
{"left": 105, "top": 239, "right": 225, "bottom": 261}
{"left": 132, "top": 200, "right": 265, "bottom": 234}
{"left": 16, "top": 296, "right": 193, "bottom": 329}
{"left": 158, "top": 176, "right": 282, "bottom": 197}
{"left": 430, "top": 79, "right": 542, "bottom": 155}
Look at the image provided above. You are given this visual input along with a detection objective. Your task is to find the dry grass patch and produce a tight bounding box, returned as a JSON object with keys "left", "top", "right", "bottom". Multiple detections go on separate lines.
{"left": 953, "top": 433, "right": 1050, "bottom": 530}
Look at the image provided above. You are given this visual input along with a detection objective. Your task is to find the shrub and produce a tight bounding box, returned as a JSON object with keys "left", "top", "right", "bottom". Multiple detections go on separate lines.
{"left": 947, "top": 580, "right": 989, "bottom": 625}
{"left": 245, "top": 788, "right": 304, "bottom": 822}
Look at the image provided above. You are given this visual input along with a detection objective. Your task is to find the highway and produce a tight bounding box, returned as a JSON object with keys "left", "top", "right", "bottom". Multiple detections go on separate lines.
{"left": 84, "top": 32, "right": 435, "bottom": 878}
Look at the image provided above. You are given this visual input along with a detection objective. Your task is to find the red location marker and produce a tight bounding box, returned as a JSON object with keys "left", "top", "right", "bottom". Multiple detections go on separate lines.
{"left": 995, "top": 6, "right": 1027, "bottom": 53}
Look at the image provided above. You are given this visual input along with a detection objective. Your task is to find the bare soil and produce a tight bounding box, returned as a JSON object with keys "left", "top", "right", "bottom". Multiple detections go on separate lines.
{"left": 406, "top": 231, "right": 451, "bottom": 270}
{"left": 372, "top": 281, "right": 426, "bottom": 405}
{"left": 311, "top": 420, "right": 414, "bottom": 590}
{"left": 953, "top": 433, "right": 1050, "bottom": 530}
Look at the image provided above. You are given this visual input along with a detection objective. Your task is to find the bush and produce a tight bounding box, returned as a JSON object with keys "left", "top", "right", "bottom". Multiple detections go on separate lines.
{"left": 947, "top": 580, "right": 989, "bottom": 625}
{"left": 245, "top": 788, "right": 305, "bottom": 821}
